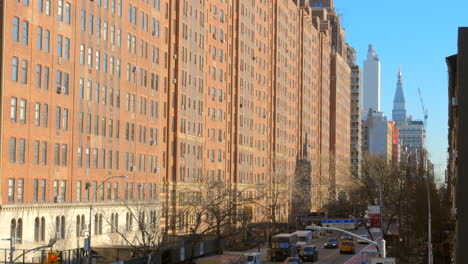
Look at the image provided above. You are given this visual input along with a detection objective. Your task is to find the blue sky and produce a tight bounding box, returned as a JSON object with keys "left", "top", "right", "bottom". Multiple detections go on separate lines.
{"left": 334, "top": 0, "right": 468, "bottom": 182}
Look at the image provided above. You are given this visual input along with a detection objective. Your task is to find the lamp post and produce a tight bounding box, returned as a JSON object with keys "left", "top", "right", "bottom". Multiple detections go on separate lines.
{"left": 86, "top": 175, "right": 127, "bottom": 264}
{"left": 11, "top": 238, "right": 57, "bottom": 264}
{"left": 422, "top": 175, "right": 433, "bottom": 264}
{"left": 306, "top": 226, "right": 387, "bottom": 258}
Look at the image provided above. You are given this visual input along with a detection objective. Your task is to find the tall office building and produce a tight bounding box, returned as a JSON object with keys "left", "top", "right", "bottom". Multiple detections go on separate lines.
{"left": 392, "top": 68, "right": 407, "bottom": 122}
{"left": 361, "top": 111, "right": 393, "bottom": 161}
{"left": 363, "top": 44, "right": 381, "bottom": 113}
{"left": 347, "top": 46, "right": 362, "bottom": 178}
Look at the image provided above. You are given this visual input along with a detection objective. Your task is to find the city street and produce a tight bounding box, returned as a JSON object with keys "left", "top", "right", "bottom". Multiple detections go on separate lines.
{"left": 265, "top": 227, "right": 378, "bottom": 264}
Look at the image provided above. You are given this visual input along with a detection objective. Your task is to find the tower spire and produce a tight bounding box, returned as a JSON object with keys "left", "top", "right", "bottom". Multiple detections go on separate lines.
{"left": 392, "top": 68, "right": 407, "bottom": 122}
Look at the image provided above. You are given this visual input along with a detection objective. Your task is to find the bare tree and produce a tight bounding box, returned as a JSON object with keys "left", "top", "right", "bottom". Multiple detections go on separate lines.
{"left": 178, "top": 178, "right": 255, "bottom": 258}
{"left": 99, "top": 200, "right": 165, "bottom": 264}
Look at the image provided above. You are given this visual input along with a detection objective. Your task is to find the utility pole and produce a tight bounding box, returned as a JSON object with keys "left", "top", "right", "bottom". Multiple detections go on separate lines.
{"left": 379, "top": 179, "right": 384, "bottom": 242}
{"left": 423, "top": 175, "right": 433, "bottom": 264}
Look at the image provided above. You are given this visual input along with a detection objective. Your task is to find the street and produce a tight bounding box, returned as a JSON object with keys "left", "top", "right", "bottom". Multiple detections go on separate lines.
{"left": 265, "top": 227, "right": 377, "bottom": 264}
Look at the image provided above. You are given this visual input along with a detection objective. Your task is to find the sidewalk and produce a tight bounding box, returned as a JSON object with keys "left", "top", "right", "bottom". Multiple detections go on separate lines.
{"left": 344, "top": 244, "right": 378, "bottom": 264}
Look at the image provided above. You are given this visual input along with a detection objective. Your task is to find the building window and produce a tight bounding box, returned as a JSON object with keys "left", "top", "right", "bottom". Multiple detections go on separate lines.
{"left": 42, "top": 141, "right": 47, "bottom": 165}
{"left": 34, "top": 217, "right": 40, "bottom": 241}
{"left": 65, "top": 2, "right": 71, "bottom": 24}
{"left": 10, "top": 138, "right": 16, "bottom": 163}
{"left": 19, "top": 99, "right": 26, "bottom": 124}
{"left": 37, "top": 27, "right": 43, "bottom": 50}
{"left": 19, "top": 139, "right": 25, "bottom": 164}
{"left": 77, "top": 181, "right": 82, "bottom": 201}
{"left": 80, "top": 44, "right": 85, "bottom": 64}
{"left": 41, "top": 180, "right": 46, "bottom": 202}
{"left": 55, "top": 107, "right": 61, "bottom": 129}
{"left": 10, "top": 97, "right": 17, "bottom": 122}
{"left": 61, "top": 180, "right": 66, "bottom": 201}
{"left": 33, "top": 179, "right": 39, "bottom": 202}
{"left": 64, "top": 37, "right": 70, "bottom": 59}
{"left": 63, "top": 108, "right": 68, "bottom": 131}
{"left": 77, "top": 146, "right": 82, "bottom": 168}
{"left": 53, "top": 180, "right": 59, "bottom": 198}
{"left": 45, "top": 29, "right": 50, "bottom": 52}
{"left": 54, "top": 143, "right": 60, "bottom": 166}
{"left": 13, "top": 17, "right": 20, "bottom": 42}
{"left": 12, "top": 57, "right": 18, "bottom": 82}
{"left": 45, "top": 0, "right": 50, "bottom": 15}
{"left": 89, "top": 14, "right": 94, "bottom": 34}
{"left": 57, "top": 35, "right": 63, "bottom": 57}
{"left": 81, "top": 10, "right": 86, "bottom": 30}
{"left": 22, "top": 20, "right": 29, "bottom": 45}
{"left": 8, "top": 179, "right": 15, "bottom": 203}
{"left": 43, "top": 103, "right": 48, "bottom": 127}
{"left": 34, "top": 140, "right": 40, "bottom": 165}
{"left": 17, "top": 179, "right": 24, "bottom": 203}
{"left": 36, "top": 65, "right": 42, "bottom": 88}
{"left": 58, "top": 0, "right": 63, "bottom": 21}
{"left": 21, "top": 59, "right": 28, "bottom": 84}
{"left": 62, "top": 144, "right": 68, "bottom": 167}
{"left": 44, "top": 66, "right": 49, "bottom": 90}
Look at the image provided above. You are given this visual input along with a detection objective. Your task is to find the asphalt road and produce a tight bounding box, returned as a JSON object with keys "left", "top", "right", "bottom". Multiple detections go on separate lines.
{"left": 266, "top": 227, "right": 377, "bottom": 264}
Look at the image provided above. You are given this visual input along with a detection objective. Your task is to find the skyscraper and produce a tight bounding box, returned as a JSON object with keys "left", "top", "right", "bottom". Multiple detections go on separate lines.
{"left": 392, "top": 68, "right": 407, "bottom": 122}
{"left": 363, "top": 44, "right": 381, "bottom": 113}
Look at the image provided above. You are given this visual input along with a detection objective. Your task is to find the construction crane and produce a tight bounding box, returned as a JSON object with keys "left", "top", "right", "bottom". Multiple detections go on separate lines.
{"left": 418, "top": 87, "right": 428, "bottom": 129}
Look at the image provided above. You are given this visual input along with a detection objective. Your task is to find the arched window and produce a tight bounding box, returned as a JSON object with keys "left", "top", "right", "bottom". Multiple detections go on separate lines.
{"left": 34, "top": 217, "right": 40, "bottom": 242}
{"left": 94, "top": 214, "right": 99, "bottom": 235}
{"left": 55, "top": 216, "right": 60, "bottom": 239}
{"left": 40, "top": 217, "right": 46, "bottom": 241}
{"left": 76, "top": 215, "right": 81, "bottom": 237}
{"left": 99, "top": 214, "right": 103, "bottom": 234}
{"left": 61, "top": 216, "right": 66, "bottom": 239}
{"left": 17, "top": 218, "right": 22, "bottom": 244}
{"left": 10, "top": 219, "right": 16, "bottom": 241}
{"left": 111, "top": 213, "right": 115, "bottom": 233}
{"left": 81, "top": 215, "right": 86, "bottom": 236}
{"left": 114, "top": 213, "right": 119, "bottom": 233}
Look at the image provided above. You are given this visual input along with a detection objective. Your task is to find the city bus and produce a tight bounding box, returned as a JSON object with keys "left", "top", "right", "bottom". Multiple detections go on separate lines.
{"left": 270, "top": 233, "right": 299, "bottom": 261}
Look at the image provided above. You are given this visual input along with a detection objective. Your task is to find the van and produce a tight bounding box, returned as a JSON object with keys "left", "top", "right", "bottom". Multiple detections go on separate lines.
{"left": 292, "top": 230, "right": 313, "bottom": 247}
{"left": 339, "top": 240, "right": 355, "bottom": 254}
{"left": 245, "top": 252, "right": 263, "bottom": 264}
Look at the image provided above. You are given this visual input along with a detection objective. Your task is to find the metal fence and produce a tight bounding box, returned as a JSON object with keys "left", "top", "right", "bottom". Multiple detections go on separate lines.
{"left": 0, "top": 248, "right": 85, "bottom": 264}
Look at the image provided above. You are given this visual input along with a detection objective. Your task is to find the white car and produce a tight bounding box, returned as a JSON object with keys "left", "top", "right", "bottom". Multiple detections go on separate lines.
{"left": 357, "top": 235, "right": 370, "bottom": 244}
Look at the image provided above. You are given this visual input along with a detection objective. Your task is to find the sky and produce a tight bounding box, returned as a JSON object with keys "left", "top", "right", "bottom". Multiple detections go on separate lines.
{"left": 333, "top": 0, "right": 468, "bottom": 183}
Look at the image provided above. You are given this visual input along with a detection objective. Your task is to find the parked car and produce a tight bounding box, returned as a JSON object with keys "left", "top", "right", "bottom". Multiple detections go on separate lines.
{"left": 357, "top": 235, "right": 370, "bottom": 244}
{"left": 340, "top": 234, "right": 354, "bottom": 241}
{"left": 339, "top": 240, "right": 356, "bottom": 254}
{"left": 283, "top": 257, "right": 303, "bottom": 263}
{"left": 298, "top": 245, "right": 318, "bottom": 262}
{"left": 323, "top": 238, "right": 339, "bottom": 249}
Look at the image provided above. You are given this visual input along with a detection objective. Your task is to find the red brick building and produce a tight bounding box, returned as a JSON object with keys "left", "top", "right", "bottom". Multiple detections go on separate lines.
{"left": 0, "top": 0, "right": 355, "bottom": 254}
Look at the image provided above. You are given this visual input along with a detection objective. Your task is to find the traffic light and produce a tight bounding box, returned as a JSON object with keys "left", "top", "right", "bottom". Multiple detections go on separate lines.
{"left": 46, "top": 252, "right": 59, "bottom": 264}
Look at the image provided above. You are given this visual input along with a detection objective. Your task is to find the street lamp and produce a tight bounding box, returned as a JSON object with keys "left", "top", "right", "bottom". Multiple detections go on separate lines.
{"left": 306, "top": 226, "right": 387, "bottom": 258}
{"left": 422, "top": 175, "right": 433, "bottom": 264}
{"left": 86, "top": 175, "right": 127, "bottom": 264}
{"left": 11, "top": 238, "right": 58, "bottom": 264}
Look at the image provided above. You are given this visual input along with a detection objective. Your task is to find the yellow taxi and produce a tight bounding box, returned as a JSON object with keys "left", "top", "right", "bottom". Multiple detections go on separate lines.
{"left": 339, "top": 240, "right": 355, "bottom": 254}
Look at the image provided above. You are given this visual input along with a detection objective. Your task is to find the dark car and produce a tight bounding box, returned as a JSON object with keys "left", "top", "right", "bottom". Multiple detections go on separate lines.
{"left": 341, "top": 234, "right": 354, "bottom": 241}
{"left": 323, "top": 238, "right": 339, "bottom": 249}
{"left": 299, "top": 245, "right": 318, "bottom": 262}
